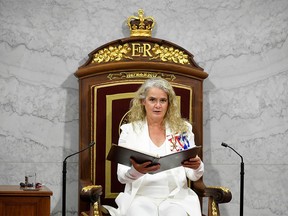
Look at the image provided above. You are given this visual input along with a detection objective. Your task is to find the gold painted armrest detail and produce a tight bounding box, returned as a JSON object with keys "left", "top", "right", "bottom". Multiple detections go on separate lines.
{"left": 81, "top": 185, "right": 103, "bottom": 203}
{"left": 80, "top": 184, "right": 111, "bottom": 216}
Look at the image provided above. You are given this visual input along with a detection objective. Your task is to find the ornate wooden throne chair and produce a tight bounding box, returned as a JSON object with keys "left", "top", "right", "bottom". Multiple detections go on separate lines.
{"left": 75, "top": 9, "right": 231, "bottom": 216}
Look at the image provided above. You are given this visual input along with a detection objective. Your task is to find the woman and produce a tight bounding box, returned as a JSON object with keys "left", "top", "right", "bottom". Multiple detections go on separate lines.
{"left": 105, "top": 77, "right": 204, "bottom": 216}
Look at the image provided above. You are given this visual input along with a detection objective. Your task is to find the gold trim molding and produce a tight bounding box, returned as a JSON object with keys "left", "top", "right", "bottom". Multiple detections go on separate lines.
{"left": 82, "top": 185, "right": 102, "bottom": 193}
{"left": 207, "top": 186, "right": 231, "bottom": 194}
{"left": 107, "top": 72, "right": 176, "bottom": 81}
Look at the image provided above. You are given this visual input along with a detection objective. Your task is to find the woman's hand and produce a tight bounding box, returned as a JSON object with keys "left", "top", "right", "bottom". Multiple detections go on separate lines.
{"left": 130, "top": 158, "right": 160, "bottom": 174}
{"left": 182, "top": 155, "right": 202, "bottom": 170}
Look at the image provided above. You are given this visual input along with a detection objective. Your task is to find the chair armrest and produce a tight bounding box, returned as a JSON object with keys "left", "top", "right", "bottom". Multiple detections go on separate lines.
{"left": 193, "top": 179, "right": 232, "bottom": 204}
{"left": 80, "top": 180, "right": 110, "bottom": 216}
{"left": 81, "top": 185, "right": 103, "bottom": 203}
{"left": 203, "top": 186, "right": 232, "bottom": 204}
{"left": 192, "top": 179, "right": 232, "bottom": 216}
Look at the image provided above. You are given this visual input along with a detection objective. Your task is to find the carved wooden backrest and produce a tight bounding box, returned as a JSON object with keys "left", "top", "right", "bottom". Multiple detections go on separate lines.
{"left": 75, "top": 36, "right": 208, "bottom": 213}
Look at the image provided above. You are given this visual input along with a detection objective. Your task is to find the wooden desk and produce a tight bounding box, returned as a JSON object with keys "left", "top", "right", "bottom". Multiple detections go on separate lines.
{"left": 0, "top": 185, "right": 53, "bottom": 216}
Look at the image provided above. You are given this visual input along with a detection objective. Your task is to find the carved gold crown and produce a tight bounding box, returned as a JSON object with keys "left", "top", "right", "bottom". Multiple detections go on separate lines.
{"left": 127, "top": 9, "right": 155, "bottom": 37}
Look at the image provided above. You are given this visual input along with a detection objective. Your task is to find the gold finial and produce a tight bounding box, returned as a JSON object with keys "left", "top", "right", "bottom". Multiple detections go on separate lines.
{"left": 127, "top": 9, "right": 155, "bottom": 37}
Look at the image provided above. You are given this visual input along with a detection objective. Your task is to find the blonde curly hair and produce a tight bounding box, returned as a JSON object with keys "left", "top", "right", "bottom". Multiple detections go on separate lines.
{"left": 128, "top": 77, "right": 189, "bottom": 133}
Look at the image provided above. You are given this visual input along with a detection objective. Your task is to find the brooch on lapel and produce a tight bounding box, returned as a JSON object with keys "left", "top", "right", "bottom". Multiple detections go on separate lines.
{"left": 167, "top": 132, "right": 190, "bottom": 152}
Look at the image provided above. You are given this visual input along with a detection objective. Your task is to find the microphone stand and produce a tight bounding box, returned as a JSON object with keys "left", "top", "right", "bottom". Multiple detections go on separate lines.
{"left": 62, "top": 141, "right": 95, "bottom": 216}
{"left": 221, "top": 142, "right": 244, "bottom": 216}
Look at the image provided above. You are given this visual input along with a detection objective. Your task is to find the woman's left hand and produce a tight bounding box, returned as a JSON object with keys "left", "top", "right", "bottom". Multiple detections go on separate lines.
{"left": 182, "top": 155, "right": 201, "bottom": 170}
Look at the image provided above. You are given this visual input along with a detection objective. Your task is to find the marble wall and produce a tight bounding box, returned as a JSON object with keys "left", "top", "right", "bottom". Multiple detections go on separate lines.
{"left": 0, "top": 0, "right": 287, "bottom": 215}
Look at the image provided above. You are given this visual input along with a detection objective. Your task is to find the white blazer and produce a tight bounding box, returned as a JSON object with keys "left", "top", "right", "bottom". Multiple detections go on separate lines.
{"left": 105, "top": 120, "right": 204, "bottom": 216}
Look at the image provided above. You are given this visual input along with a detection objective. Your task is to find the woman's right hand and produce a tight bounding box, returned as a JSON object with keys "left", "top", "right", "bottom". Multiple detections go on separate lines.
{"left": 130, "top": 158, "right": 160, "bottom": 174}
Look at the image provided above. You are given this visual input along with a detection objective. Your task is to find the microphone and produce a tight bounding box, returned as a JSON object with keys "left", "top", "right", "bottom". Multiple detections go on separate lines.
{"left": 221, "top": 142, "right": 243, "bottom": 163}
{"left": 221, "top": 142, "right": 244, "bottom": 216}
{"left": 62, "top": 141, "right": 96, "bottom": 216}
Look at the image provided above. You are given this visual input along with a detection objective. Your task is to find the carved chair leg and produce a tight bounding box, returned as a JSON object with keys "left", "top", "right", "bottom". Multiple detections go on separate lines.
{"left": 91, "top": 201, "right": 103, "bottom": 216}
{"left": 208, "top": 197, "right": 220, "bottom": 216}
